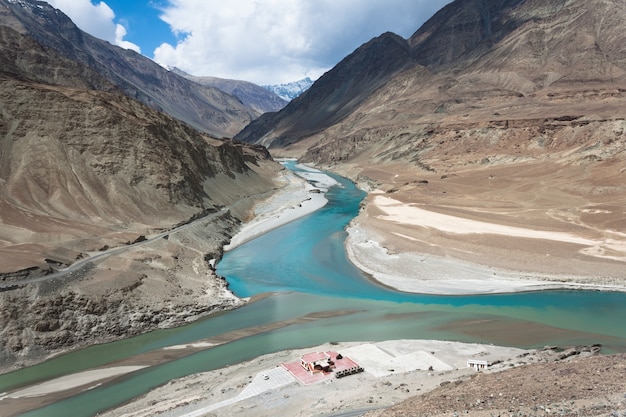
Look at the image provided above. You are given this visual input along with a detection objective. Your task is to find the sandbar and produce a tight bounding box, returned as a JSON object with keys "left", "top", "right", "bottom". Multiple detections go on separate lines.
{"left": 345, "top": 193, "right": 626, "bottom": 294}
{"left": 1, "top": 366, "right": 146, "bottom": 400}
{"left": 224, "top": 161, "right": 337, "bottom": 250}
{"left": 227, "top": 163, "right": 626, "bottom": 294}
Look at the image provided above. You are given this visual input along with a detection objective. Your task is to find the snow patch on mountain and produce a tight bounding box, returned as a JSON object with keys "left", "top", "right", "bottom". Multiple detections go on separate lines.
{"left": 263, "top": 77, "right": 314, "bottom": 101}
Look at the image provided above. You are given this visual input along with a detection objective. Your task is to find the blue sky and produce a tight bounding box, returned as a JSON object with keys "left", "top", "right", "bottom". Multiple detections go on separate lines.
{"left": 46, "top": 0, "right": 452, "bottom": 85}
{"left": 91, "top": 0, "right": 176, "bottom": 54}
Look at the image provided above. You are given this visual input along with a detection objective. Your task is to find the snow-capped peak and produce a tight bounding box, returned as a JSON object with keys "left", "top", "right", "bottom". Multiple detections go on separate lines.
{"left": 263, "top": 77, "right": 314, "bottom": 102}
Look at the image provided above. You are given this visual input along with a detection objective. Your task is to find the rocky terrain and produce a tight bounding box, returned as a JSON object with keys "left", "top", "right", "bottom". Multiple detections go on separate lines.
{"left": 0, "top": 77, "right": 282, "bottom": 370}
{"left": 367, "top": 349, "right": 626, "bottom": 417}
{"left": 170, "top": 67, "right": 288, "bottom": 114}
{"left": 0, "top": 0, "right": 286, "bottom": 371}
{"left": 238, "top": 0, "right": 626, "bottom": 162}
{"left": 0, "top": 0, "right": 260, "bottom": 138}
{"left": 0, "top": 73, "right": 282, "bottom": 370}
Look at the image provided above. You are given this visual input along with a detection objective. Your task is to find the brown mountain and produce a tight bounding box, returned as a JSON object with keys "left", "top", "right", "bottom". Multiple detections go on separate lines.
{"left": 236, "top": 31, "right": 421, "bottom": 147}
{"left": 0, "top": 0, "right": 281, "bottom": 279}
{"left": 0, "top": 0, "right": 259, "bottom": 138}
{"left": 0, "top": 0, "right": 282, "bottom": 369}
{"left": 169, "top": 67, "right": 288, "bottom": 114}
{"left": 236, "top": 0, "right": 626, "bottom": 157}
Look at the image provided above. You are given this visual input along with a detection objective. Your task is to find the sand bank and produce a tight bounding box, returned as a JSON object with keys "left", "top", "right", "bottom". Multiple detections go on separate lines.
{"left": 0, "top": 366, "right": 146, "bottom": 400}
{"left": 374, "top": 195, "right": 626, "bottom": 260}
{"left": 346, "top": 224, "right": 570, "bottom": 294}
{"left": 346, "top": 194, "right": 626, "bottom": 294}
{"left": 226, "top": 162, "right": 626, "bottom": 294}
{"left": 224, "top": 161, "right": 338, "bottom": 250}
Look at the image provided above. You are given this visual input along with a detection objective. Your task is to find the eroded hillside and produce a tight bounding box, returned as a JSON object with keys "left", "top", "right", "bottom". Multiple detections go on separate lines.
{"left": 0, "top": 1, "right": 285, "bottom": 370}
{"left": 0, "top": 0, "right": 259, "bottom": 138}
{"left": 0, "top": 73, "right": 285, "bottom": 370}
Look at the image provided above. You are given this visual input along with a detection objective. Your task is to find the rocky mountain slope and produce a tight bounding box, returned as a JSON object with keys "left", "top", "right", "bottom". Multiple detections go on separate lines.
{"left": 0, "top": 76, "right": 281, "bottom": 371}
{"left": 236, "top": 31, "right": 420, "bottom": 147}
{"left": 237, "top": 0, "right": 626, "bottom": 156}
{"left": 0, "top": 0, "right": 284, "bottom": 370}
{"left": 0, "top": 0, "right": 259, "bottom": 138}
{"left": 169, "top": 67, "right": 288, "bottom": 114}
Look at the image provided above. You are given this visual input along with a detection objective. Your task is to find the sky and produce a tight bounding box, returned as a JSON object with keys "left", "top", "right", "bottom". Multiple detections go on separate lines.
{"left": 45, "top": 0, "right": 452, "bottom": 85}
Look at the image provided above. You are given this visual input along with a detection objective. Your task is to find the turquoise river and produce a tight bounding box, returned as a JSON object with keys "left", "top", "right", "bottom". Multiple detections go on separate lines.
{"left": 3, "top": 161, "right": 626, "bottom": 417}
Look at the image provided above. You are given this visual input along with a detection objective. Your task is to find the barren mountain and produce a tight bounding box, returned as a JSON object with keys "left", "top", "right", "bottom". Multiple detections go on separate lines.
{"left": 237, "top": 0, "right": 626, "bottom": 153}
{"left": 0, "top": 0, "right": 283, "bottom": 369}
{"left": 236, "top": 31, "right": 420, "bottom": 147}
{"left": 0, "top": 73, "right": 276, "bottom": 275}
{"left": 0, "top": 0, "right": 259, "bottom": 138}
{"left": 0, "top": 72, "right": 281, "bottom": 370}
{"left": 170, "top": 67, "right": 288, "bottom": 114}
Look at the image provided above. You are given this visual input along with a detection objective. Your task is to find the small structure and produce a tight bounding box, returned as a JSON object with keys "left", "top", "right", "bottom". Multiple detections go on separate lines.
{"left": 300, "top": 352, "right": 336, "bottom": 374}
{"left": 467, "top": 359, "right": 488, "bottom": 371}
{"left": 284, "top": 351, "right": 362, "bottom": 384}
{"left": 335, "top": 366, "right": 364, "bottom": 378}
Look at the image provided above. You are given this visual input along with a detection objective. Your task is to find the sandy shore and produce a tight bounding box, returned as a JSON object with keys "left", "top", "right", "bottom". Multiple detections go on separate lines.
{"left": 0, "top": 366, "right": 147, "bottom": 400}
{"left": 346, "top": 191, "right": 626, "bottom": 295}
{"left": 227, "top": 162, "right": 591, "bottom": 296}
{"left": 224, "top": 161, "right": 338, "bottom": 251}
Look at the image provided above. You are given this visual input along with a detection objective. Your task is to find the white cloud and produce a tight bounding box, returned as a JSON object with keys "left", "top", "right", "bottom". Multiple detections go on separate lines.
{"left": 154, "top": 0, "right": 451, "bottom": 85}
{"left": 46, "top": 0, "right": 141, "bottom": 53}
{"left": 114, "top": 23, "right": 140, "bottom": 52}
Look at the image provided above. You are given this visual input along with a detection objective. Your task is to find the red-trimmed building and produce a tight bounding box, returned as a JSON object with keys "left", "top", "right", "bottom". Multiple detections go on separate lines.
{"left": 300, "top": 352, "right": 336, "bottom": 374}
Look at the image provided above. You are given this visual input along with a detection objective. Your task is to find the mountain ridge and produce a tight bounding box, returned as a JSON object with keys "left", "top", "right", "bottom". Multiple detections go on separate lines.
{"left": 236, "top": 31, "right": 421, "bottom": 147}
{"left": 408, "top": 0, "right": 527, "bottom": 70}
{"left": 0, "top": 0, "right": 283, "bottom": 370}
{"left": 169, "top": 67, "right": 288, "bottom": 114}
{"left": 0, "top": 0, "right": 258, "bottom": 138}
{"left": 236, "top": 0, "right": 626, "bottom": 159}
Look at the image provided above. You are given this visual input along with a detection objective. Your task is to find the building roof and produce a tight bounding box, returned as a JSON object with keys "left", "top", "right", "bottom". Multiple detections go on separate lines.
{"left": 301, "top": 352, "right": 330, "bottom": 363}
{"left": 467, "top": 359, "right": 488, "bottom": 365}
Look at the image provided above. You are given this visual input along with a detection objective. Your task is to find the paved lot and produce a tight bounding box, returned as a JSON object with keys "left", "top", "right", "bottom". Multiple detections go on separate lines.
{"left": 164, "top": 342, "right": 464, "bottom": 416}
{"left": 239, "top": 366, "right": 296, "bottom": 397}
{"left": 341, "top": 343, "right": 453, "bottom": 377}
{"left": 174, "top": 367, "right": 296, "bottom": 417}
